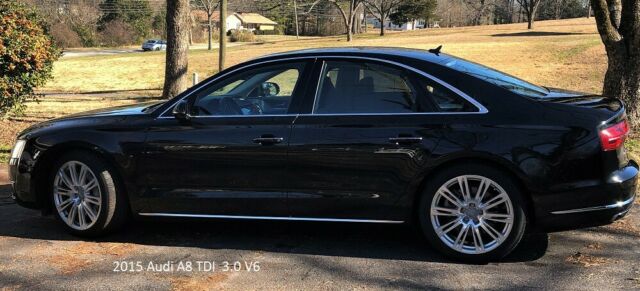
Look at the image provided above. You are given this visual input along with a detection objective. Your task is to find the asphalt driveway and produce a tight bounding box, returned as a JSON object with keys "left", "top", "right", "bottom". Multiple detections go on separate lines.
{"left": 0, "top": 168, "right": 639, "bottom": 290}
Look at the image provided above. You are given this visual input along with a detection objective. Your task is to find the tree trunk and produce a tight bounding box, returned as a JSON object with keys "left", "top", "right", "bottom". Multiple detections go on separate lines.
{"left": 207, "top": 16, "right": 212, "bottom": 50}
{"left": 162, "top": 0, "right": 190, "bottom": 99}
{"left": 346, "top": 27, "right": 353, "bottom": 41}
{"left": 219, "top": 0, "right": 227, "bottom": 72}
{"left": 603, "top": 46, "right": 640, "bottom": 126}
{"left": 380, "top": 18, "right": 385, "bottom": 36}
{"left": 527, "top": 10, "right": 534, "bottom": 29}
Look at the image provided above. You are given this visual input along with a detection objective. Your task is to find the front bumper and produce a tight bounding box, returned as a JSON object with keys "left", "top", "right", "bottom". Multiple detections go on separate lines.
{"left": 532, "top": 160, "right": 637, "bottom": 232}
{"left": 9, "top": 150, "right": 40, "bottom": 209}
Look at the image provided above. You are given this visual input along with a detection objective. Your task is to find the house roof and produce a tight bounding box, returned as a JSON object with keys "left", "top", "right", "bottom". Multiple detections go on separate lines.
{"left": 191, "top": 10, "right": 277, "bottom": 25}
{"left": 234, "top": 13, "right": 277, "bottom": 25}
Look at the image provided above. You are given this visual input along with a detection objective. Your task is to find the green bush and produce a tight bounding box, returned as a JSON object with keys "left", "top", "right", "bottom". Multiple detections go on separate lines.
{"left": 229, "top": 30, "right": 256, "bottom": 42}
{"left": 0, "top": 0, "right": 60, "bottom": 116}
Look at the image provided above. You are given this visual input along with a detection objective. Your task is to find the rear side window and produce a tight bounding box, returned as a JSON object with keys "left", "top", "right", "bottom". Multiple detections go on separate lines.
{"left": 313, "top": 60, "right": 478, "bottom": 114}
{"left": 417, "top": 76, "right": 478, "bottom": 112}
{"left": 314, "top": 61, "right": 426, "bottom": 114}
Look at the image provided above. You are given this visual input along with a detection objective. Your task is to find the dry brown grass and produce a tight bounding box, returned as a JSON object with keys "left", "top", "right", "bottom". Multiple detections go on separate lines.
{"left": 42, "top": 18, "right": 605, "bottom": 94}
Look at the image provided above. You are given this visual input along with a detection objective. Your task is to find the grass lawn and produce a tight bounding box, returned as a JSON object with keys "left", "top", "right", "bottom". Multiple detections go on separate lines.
{"left": 1, "top": 17, "right": 626, "bottom": 152}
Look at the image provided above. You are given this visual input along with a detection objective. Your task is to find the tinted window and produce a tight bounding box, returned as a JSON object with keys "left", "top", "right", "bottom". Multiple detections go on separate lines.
{"left": 192, "top": 62, "right": 306, "bottom": 116}
{"left": 314, "top": 61, "right": 425, "bottom": 114}
{"left": 417, "top": 76, "right": 478, "bottom": 112}
{"left": 444, "top": 58, "right": 549, "bottom": 98}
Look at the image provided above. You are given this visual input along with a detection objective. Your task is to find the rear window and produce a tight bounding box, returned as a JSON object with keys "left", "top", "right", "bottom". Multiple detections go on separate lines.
{"left": 444, "top": 58, "right": 549, "bottom": 98}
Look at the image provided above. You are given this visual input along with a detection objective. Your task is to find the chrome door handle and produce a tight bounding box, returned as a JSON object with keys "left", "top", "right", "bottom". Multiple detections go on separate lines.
{"left": 253, "top": 137, "right": 284, "bottom": 145}
{"left": 388, "top": 137, "right": 423, "bottom": 145}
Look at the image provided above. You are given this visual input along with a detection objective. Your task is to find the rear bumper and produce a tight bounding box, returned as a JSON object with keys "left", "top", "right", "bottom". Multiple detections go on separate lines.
{"left": 532, "top": 160, "right": 637, "bottom": 232}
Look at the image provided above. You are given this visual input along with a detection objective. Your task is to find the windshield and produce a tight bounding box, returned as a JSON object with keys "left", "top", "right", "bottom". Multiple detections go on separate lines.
{"left": 145, "top": 40, "right": 157, "bottom": 43}
{"left": 444, "top": 58, "right": 549, "bottom": 98}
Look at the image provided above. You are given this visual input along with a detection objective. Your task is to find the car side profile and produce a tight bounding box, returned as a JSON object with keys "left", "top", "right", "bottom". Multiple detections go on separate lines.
{"left": 142, "top": 39, "right": 166, "bottom": 51}
{"left": 8, "top": 47, "right": 637, "bottom": 262}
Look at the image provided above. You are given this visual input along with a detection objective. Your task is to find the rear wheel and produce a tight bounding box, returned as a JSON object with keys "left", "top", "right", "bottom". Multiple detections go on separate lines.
{"left": 50, "top": 151, "right": 128, "bottom": 237}
{"left": 419, "top": 164, "right": 526, "bottom": 262}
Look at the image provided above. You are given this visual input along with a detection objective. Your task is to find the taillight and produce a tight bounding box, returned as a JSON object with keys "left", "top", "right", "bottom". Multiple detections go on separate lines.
{"left": 599, "top": 119, "right": 629, "bottom": 151}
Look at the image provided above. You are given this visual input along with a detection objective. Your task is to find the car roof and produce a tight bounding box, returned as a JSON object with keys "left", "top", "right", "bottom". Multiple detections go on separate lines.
{"left": 254, "top": 47, "right": 455, "bottom": 65}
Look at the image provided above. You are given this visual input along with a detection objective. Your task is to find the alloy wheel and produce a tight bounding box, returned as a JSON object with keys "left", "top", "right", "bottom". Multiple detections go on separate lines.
{"left": 430, "top": 175, "right": 514, "bottom": 254}
{"left": 53, "top": 161, "right": 102, "bottom": 230}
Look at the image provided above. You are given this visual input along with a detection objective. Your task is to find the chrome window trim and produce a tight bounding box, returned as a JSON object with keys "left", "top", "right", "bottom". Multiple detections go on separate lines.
{"left": 158, "top": 55, "right": 488, "bottom": 119}
{"left": 550, "top": 195, "right": 635, "bottom": 215}
{"left": 138, "top": 212, "right": 404, "bottom": 224}
{"left": 311, "top": 56, "right": 488, "bottom": 115}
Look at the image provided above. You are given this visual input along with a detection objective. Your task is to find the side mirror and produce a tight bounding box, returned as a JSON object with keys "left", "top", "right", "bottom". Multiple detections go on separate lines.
{"left": 172, "top": 100, "right": 190, "bottom": 120}
{"left": 261, "top": 82, "right": 280, "bottom": 97}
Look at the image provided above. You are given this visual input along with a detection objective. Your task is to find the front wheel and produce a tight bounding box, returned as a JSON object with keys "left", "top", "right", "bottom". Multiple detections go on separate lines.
{"left": 419, "top": 164, "right": 526, "bottom": 262}
{"left": 50, "top": 151, "right": 128, "bottom": 237}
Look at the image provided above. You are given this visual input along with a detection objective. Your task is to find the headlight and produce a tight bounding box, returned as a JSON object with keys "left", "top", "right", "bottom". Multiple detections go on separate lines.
{"left": 9, "top": 140, "right": 26, "bottom": 166}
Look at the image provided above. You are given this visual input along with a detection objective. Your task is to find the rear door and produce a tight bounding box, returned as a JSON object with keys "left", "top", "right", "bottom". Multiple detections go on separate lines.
{"left": 286, "top": 58, "right": 481, "bottom": 221}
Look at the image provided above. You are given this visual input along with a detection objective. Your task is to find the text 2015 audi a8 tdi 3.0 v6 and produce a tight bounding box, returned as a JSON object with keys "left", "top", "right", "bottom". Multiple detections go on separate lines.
{"left": 8, "top": 47, "right": 637, "bottom": 262}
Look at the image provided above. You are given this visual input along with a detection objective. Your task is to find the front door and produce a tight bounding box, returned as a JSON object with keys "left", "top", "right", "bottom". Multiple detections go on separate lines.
{"left": 138, "top": 60, "right": 313, "bottom": 216}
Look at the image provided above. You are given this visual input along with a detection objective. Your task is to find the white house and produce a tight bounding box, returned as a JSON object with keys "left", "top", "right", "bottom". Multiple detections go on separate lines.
{"left": 367, "top": 17, "right": 427, "bottom": 31}
{"left": 192, "top": 10, "right": 278, "bottom": 33}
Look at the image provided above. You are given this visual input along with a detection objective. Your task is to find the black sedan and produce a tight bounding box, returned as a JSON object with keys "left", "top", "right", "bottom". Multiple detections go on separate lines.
{"left": 8, "top": 47, "right": 637, "bottom": 262}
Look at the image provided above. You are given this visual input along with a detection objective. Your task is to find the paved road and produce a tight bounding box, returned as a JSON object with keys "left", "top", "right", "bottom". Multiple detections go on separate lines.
{"left": 0, "top": 172, "right": 639, "bottom": 290}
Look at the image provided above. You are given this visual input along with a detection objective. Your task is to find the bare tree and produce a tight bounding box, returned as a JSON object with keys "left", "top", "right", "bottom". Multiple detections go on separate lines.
{"left": 591, "top": 0, "right": 640, "bottom": 126}
{"left": 364, "top": 0, "right": 403, "bottom": 36}
{"left": 163, "top": 0, "right": 190, "bottom": 99}
{"left": 515, "top": 0, "right": 542, "bottom": 29}
{"left": 193, "top": 0, "right": 220, "bottom": 50}
{"left": 327, "top": 0, "right": 365, "bottom": 41}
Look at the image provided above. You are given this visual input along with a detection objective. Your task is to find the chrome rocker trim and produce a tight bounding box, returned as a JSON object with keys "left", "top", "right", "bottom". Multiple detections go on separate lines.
{"left": 551, "top": 195, "right": 635, "bottom": 215}
{"left": 138, "top": 213, "right": 404, "bottom": 224}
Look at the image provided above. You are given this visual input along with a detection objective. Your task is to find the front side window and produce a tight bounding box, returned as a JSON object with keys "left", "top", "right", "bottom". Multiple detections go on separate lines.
{"left": 191, "top": 62, "right": 305, "bottom": 116}
{"left": 314, "top": 61, "right": 424, "bottom": 114}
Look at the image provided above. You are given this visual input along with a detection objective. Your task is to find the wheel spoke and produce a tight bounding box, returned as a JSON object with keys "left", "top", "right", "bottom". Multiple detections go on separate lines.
{"left": 67, "top": 204, "right": 77, "bottom": 226}
{"left": 472, "top": 225, "right": 485, "bottom": 252}
{"left": 457, "top": 176, "right": 471, "bottom": 201}
{"left": 483, "top": 213, "right": 513, "bottom": 224}
{"left": 84, "top": 194, "right": 101, "bottom": 206}
{"left": 483, "top": 193, "right": 507, "bottom": 210}
{"left": 58, "top": 170, "right": 74, "bottom": 189}
{"left": 437, "top": 218, "right": 462, "bottom": 236}
{"left": 431, "top": 207, "right": 459, "bottom": 217}
{"left": 439, "top": 188, "right": 463, "bottom": 207}
{"left": 68, "top": 164, "right": 79, "bottom": 185}
{"left": 83, "top": 203, "right": 98, "bottom": 222}
{"left": 57, "top": 199, "right": 73, "bottom": 212}
{"left": 475, "top": 178, "right": 491, "bottom": 202}
{"left": 78, "top": 166, "right": 88, "bottom": 186}
{"left": 84, "top": 178, "right": 98, "bottom": 192}
{"left": 480, "top": 221, "right": 503, "bottom": 242}
{"left": 454, "top": 223, "right": 470, "bottom": 249}
{"left": 56, "top": 188, "right": 74, "bottom": 197}
{"left": 77, "top": 204, "right": 86, "bottom": 227}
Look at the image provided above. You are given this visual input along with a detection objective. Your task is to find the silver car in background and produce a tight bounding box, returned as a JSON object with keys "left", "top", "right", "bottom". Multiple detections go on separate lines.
{"left": 142, "top": 39, "right": 166, "bottom": 51}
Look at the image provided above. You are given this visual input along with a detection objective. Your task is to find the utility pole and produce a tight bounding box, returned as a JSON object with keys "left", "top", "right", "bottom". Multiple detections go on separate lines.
{"left": 219, "top": 0, "right": 227, "bottom": 72}
{"left": 293, "top": 0, "right": 300, "bottom": 39}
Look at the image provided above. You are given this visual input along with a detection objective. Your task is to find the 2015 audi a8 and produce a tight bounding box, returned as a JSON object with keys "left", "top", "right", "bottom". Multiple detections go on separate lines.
{"left": 8, "top": 47, "right": 637, "bottom": 261}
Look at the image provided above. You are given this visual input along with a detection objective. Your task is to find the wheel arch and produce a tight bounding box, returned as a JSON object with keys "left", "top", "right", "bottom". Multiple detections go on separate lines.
{"left": 32, "top": 141, "right": 127, "bottom": 214}
{"left": 410, "top": 154, "right": 536, "bottom": 228}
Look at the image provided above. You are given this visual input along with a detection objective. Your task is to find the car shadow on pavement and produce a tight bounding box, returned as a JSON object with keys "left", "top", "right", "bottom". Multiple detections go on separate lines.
{"left": 0, "top": 184, "right": 547, "bottom": 264}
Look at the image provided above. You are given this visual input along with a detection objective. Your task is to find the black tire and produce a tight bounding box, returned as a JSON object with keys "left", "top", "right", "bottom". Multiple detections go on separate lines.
{"left": 418, "top": 163, "right": 527, "bottom": 263}
{"left": 155, "top": 47, "right": 160, "bottom": 51}
{"left": 49, "top": 151, "right": 128, "bottom": 237}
